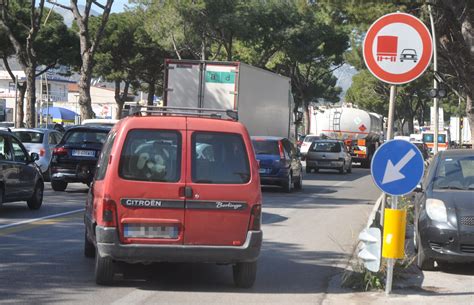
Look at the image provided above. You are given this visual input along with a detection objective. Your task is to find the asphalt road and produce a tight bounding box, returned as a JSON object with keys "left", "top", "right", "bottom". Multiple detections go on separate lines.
{"left": 0, "top": 167, "right": 380, "bottom": 305}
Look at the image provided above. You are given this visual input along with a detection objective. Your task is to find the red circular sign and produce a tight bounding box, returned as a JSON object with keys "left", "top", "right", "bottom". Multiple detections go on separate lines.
{"left": 363, "top": 13, "right": 433, "bottom": 84}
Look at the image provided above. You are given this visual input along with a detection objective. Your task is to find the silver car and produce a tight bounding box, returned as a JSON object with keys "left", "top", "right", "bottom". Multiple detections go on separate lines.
{"left": 12, "top": 128, "right": 63, "bottom": 180}
{"left": 305, "top": 140, "right": 352, "bottom": 174}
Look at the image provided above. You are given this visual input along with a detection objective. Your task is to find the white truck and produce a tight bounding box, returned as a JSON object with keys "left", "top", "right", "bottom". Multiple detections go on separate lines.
{"left": 308, "top": 106, "right": 384, "bottom": 168}
{"left": 163, "top": 59, "right": 297, "bottom": 140}
{"left": 450, "top": 116, "right": 472, "bottom": 148}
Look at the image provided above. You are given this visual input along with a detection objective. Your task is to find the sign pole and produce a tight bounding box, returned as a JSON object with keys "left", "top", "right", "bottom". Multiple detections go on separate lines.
{"left": 428, "top": 4, "right": 439, "bottom": 154}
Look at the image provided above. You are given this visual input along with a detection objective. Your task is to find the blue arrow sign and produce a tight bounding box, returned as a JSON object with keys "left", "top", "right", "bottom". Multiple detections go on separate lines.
{"left": 371, "top": 140, "right": 425, "bottom": 196}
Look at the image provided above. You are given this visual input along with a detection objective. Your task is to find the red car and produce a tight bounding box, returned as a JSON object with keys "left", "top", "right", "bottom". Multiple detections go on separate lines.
{"left": 84, "top": 108, "right": 263, "bottom": 287}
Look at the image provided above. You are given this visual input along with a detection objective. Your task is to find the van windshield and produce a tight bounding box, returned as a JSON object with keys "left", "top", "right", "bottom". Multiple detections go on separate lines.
{"left": 423, "top": 133, "right": 446, "bottom": 143}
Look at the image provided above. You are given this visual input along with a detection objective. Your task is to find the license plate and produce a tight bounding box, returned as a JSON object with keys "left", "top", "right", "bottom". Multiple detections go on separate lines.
{"left": 124, "top": 224, "right": 179, "bottom": 239}
{"left": 72, "top": 150, "right": 95, "bottom": 157}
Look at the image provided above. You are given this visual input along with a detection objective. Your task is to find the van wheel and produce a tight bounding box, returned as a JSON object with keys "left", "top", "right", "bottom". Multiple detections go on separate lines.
{"left": 0, "top": 186, "right": 4, "bottom": 207}
{"left": 347, "top": 162, "right": 352, "bottom": 173}
{"left": 283, "top": 173, "right": 293, "bottom": 193}
{"left": 305, "top": 166, "right": 312, "bottom": 174}
{"left": 51, "top": 180, "right": 67, "bottom": 192}
{"left": 339, "top": 163, "right": 345, "bottom": 174}
{"left": 27, "top": 181, "right": 44, "bottom": 210}
{"left": 294, "top": 172, "right": 303, "bottom": 190}
{"left": 416, "top": 240, "right": 435, "bottom": 271}
{"left": 233, "top": 261, "right": 257, "bottom": 288}
{"left": 95, "top": 251, "right": 115, "bottom": 285}
{"left": 84, "top": 231, "right": 95, "bottom": 258}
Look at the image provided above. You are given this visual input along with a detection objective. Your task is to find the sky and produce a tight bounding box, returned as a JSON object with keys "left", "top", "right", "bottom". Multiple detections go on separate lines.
{"left": 51, "top": 0, "right": 130, "bottom": 13}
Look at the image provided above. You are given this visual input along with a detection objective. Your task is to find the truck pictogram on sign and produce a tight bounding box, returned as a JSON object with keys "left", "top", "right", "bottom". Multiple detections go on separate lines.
{"left": 376, "top": 36, "right": 398, "bottom": 62}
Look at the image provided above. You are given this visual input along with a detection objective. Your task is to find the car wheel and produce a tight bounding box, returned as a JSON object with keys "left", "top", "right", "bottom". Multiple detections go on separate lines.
{"left": 51, "top": 180, "right": 67, "bottom": 192}
{"left": 0, "top": 186, "right": 4, "bottom": 207}
{"left": 43, "top": 168, "right": 51, "bottom": 182}
{"left": 347, "top": 162, "right": 352, "bottom": 173}
{"left": 27, "top": 181, "right": 44, "bottom": 210}
{"left": 283, "top": 173, "right": 293, "bottom": 193}
{"left": 233, "top": 261, "right": 257, "bottom": 288}
{"left": 306, "top": 166, "right": 312, "bottom": 174}
{"left": 416, "top": 238, "right": 435, "bottom": 271}
{"left": 84, "top": 231, "right": 96, "bottom": 258}
{"left": 294, "top": 171, "right": 303, "bottom": 190}
{"left": 95, "top": 250, "right": 115, "bottom": 285}
{"left": 339, "top": 163, "right": 345, "bottom": 174}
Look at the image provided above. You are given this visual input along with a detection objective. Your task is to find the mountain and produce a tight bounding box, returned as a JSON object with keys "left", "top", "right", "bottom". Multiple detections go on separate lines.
{"left": 47, "top": 4, "right": 100, "bottom": 27}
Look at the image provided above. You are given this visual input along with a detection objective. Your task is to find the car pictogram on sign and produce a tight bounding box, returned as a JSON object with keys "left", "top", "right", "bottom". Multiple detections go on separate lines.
{"left": 377, "top": 36, "right": 398, "bottom": 62}
{"left": 400, "top": 49, "right": 417, "bottom": 62}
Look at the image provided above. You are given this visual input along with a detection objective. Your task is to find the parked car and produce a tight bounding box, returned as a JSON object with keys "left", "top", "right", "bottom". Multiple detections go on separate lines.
{"left": 299, "top": 135, "right": 321, "bottom": 158}
{"left": 305, "top": 140, "right": 352, "bottom": 174}
{"left": 414, "top": 149, "right": 474, "bottom": 270}
{"left": 50, "top": 126, "right": 111, "bottom": 191}
{"left": 84, "top": 110, "right": 262, "bottom": 287}
{"left": 251, "top": 136, "right": 303, "bottom": 192}
{"left": 12, "top": 128, "right": 63, "bottom": 180}
{"left": 0, "top": 129, "right": 44, "bottom": 209}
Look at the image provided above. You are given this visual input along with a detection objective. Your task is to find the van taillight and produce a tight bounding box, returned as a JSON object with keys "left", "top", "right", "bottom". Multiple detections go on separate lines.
{"left": 278, "top": 141, "right": 285, "bottom": 159}
{"left": 102, "top": 198, "right": 117, "bottom": 227}
{"left": 249, "top": 204, "right": 262, "bottom": 231}
{"left": 53, "top": 147, "right": 68, "bottom": 156}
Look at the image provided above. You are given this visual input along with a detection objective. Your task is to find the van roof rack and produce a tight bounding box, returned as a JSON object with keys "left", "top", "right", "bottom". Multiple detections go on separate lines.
{"left": 123, "top": 105, "right": 239, "bottom": 121}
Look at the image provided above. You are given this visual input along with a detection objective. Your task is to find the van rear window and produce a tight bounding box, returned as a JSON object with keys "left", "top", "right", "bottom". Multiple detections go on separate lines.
{"left": 119, "top": 130, "right": 181, "bottom": 182}
{"left": 192, "top": 132, "right": 250, "bottom": 184}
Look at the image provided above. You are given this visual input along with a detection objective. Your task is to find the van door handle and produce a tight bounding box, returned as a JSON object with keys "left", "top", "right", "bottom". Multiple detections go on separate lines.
{"left": 184, "top": 186, "right": 193, "bottom": 199}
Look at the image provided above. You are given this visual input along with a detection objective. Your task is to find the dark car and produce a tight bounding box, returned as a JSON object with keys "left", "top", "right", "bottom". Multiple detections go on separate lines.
{"left": 414, "top": 149, "right": 474, "bottom": 270}
{"left": 50, "top": 126, "right": 111, "bottom": 191}
{"left": 305, "top": 140, "right": 352, "bottom": 174}
{"left": 0, "top": 129, "right": 44, "bottom": 209}
{"left": 251, "top": 136, "right": 303, "bottom": 192}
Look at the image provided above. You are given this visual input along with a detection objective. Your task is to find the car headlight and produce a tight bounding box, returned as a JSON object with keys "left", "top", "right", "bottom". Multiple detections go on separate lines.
{"left": 426, "top": 199, "right": 447, "bottom": 222}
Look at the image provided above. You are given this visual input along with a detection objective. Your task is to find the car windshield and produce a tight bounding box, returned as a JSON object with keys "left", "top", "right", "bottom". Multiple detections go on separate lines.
{"left": 64, "top": 130, "right": 108, "bottom": 144}
{"left": 252, "top": 140, "right": 279, "bottom": 155}
{"left": 310, "top": 142, "right": 341, "bottom": 153}
{"left": 304, "top": 136, "right": 319, "bottom": 143}
{"left": 432, "top": 155, "right": 474, "bottom": 190}
{"left": 13, "top": 131, "right": 44, "bottom": 144}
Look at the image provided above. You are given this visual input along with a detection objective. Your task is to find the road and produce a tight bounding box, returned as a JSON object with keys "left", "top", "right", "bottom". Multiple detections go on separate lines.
{"left": 0, "top": 167, "right": 380, "bottom": 305}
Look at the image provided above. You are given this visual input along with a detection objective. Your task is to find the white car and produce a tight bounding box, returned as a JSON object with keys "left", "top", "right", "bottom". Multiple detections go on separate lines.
{"left": 300, "top": 135, "right": 321, "bottom": 157}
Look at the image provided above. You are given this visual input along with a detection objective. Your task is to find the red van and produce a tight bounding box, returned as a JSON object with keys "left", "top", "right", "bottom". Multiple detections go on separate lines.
{"left": 84, "top": 108, "right": 263, "bottom": 288}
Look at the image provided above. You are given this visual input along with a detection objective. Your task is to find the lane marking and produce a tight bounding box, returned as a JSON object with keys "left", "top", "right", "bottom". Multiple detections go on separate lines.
{"left": 0, "top": 208, "right": 84, "bottom": 230}
{"left": 0, "top": 214, "right": 82, "bottom": 237}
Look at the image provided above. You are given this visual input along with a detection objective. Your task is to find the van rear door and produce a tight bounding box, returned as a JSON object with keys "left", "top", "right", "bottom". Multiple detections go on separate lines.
{"left": 114, "top": 119, "right": 187, "bottom": 244}
{"left": 184, "top": 118, "right": 259, "bottom": 246}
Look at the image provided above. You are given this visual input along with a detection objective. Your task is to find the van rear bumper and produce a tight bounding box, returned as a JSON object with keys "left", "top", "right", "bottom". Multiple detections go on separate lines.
{"left": 95, "top": 226, "right": 262, "bottom": 264}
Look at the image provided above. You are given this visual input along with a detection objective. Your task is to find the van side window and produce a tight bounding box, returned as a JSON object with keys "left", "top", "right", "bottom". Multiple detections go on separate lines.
{"left": 95, "top": 132, "right": 116, "bottom": 181}
{"left": 119, "top": 130, "right": 181, "bottom": 182}
{"left": 192, "top": 132, "right": 250, "bottom": 184}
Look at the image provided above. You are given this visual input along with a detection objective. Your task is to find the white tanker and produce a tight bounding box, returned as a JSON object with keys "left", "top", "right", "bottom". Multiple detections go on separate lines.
{"left": 308, "top": 106, "right": 384, "bottom": 168}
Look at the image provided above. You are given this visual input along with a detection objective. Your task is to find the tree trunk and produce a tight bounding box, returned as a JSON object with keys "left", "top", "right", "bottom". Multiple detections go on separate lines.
{"left": 466, "top": 92, "right": 474, "bottom": 145}
{"left": 407, "top": 115, "right": 415, "bottom": 134}
{"left": 147, "top": 82, "right": 155, "bottom": 106}
{"left": 16, "top": 84, "right": 26, "bottom": 128}
{"left": 114, "top": 80, "right": 130, "bottom": 120}
{"left": 78, "top": 53, "right": 95, "bottom": 120}
{"left": 25, "top": 66, "right": 36, "bottom": 128}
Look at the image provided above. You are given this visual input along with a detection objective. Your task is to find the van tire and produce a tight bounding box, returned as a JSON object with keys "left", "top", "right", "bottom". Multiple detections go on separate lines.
{"left": 27, "top": 181, "right": 44, "bottom": 210}
{"left": 347, "top": 162, "right": 352, "bottom": 173}
{"left": 233, "top": 261, "right": 257, "bottom": 288}
{"left": 339, "top": 163, "right": 345, "bottom": 174}
{"left": 95, "top": 252, "right": 115, "bottom": 285}
{"left": 294, "top": 172, "right": 303, "bottom": 190}
{"left": 84, "top": 231, "right": 95, "bottom": 258}
{"left": 305, "top": 166, "right": 312, "bottom": 174}
{"left": 51, "top": 180, "right": 67, "bottom": 192}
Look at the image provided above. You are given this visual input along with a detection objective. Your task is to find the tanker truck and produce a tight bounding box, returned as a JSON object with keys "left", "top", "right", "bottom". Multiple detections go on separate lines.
{"left": 308, "top": 106, "right": 384, "bottom": 168}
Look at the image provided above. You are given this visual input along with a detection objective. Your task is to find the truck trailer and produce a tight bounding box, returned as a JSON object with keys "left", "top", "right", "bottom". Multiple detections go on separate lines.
{"left": 308, "top": 106, "right": 383, "bottom": 168}
{"left": 449, "top": 116, "right": 472, "bottom": 148}
{"left": 163, "top": 59, "right": 297, "bottom": 140}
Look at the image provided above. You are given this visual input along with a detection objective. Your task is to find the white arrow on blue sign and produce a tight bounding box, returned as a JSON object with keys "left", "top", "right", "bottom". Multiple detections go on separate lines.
{"left": 371, "top": 140, "right": 425, "bottom": 196}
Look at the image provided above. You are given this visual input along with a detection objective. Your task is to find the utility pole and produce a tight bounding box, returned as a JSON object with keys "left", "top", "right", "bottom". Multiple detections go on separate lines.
{"left": 428, "top": 4, "right": 439, "bottom": 154}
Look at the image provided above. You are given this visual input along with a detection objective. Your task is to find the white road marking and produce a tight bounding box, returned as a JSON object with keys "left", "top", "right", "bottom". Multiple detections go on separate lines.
{"left": 0, "top": 208, "right": 84, "bottom": 230}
